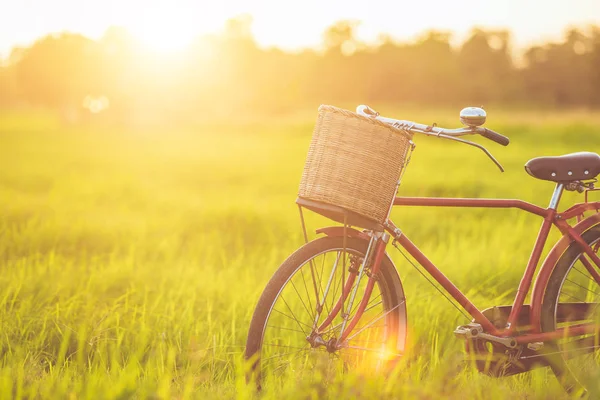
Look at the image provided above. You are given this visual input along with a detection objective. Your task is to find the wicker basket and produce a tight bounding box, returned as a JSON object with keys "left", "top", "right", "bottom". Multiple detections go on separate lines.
{"left": 297, "top": 105, "right": 413, "bottom": 230}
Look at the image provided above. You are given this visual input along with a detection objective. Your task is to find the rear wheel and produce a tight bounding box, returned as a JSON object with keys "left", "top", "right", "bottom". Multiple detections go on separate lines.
{"left": 244, "top": 235, "right": 407, "bottom": 389}
{"left": 540, "top": 224, "right": 600, "bottom": 396}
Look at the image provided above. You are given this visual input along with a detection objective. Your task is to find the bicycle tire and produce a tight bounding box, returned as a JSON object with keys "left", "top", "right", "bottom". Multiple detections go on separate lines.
{"left": 540, "top": 224, "right": 600, "bottom": 396}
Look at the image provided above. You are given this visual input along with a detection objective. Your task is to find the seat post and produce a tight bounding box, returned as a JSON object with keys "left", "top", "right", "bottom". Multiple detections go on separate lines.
{"left": 548, "top": 183, "right": 565, "bottom": 210}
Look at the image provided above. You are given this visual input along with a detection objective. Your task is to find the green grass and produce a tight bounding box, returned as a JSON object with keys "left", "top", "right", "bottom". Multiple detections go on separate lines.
{"left": 1, "top": 107, "right": 600, "bottom": 399}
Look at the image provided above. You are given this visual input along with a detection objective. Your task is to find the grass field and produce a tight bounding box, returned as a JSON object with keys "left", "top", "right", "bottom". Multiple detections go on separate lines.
{"left": 2, "top": 107, "right": 600, "bottom": 399}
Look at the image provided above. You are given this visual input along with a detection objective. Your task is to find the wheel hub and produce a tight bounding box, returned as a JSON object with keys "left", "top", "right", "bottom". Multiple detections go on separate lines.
{"left": 306, "top": 333, "right": 341, "bottom": 353}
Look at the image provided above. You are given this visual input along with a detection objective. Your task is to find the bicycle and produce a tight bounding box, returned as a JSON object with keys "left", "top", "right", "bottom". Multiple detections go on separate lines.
{"left": 244, "top": 104, "right": 600, "bottom": 395}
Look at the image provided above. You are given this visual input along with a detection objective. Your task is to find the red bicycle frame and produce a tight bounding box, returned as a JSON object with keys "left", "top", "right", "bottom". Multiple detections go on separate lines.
{"left": 331, "top": 183, "right": 600, "bottom": 344}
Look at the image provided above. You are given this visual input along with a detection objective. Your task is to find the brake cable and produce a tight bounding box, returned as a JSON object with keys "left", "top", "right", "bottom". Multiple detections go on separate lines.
{"left": 391, "top": 241, "right": 472, "bottom": 321}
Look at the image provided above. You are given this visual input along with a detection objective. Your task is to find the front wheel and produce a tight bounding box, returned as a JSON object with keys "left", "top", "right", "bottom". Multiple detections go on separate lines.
{"left": 244, "top": 235, "right": 407, "bottom": 388}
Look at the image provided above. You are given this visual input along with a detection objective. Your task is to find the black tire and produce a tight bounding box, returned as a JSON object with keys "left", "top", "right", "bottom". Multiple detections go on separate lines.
{"left": 540, "top": 223, "right": 600, "bottom": 396}
{"left": 244, "top": 235, "right": 407, "bottom": 388}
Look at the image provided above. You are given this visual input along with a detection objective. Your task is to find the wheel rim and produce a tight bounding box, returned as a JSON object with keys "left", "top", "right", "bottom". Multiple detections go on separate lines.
{"left": 554, "top": 237, "right": 600, "bottom": 391}
{"left": 257, "top": 246, "right": 403, "bottom": 385}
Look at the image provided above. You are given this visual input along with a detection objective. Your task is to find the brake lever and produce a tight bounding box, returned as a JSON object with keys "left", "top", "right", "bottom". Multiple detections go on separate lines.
{"left": 437, "top": 134, "right": 505, "bottom": 172}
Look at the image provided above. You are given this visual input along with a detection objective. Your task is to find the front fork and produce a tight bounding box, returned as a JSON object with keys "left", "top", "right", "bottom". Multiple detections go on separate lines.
{"left": 312, "top": 232, "right": 390, "bottom": 345}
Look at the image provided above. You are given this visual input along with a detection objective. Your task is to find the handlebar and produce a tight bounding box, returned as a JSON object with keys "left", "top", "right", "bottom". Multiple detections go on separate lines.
{"left": 481, "top": 127, "right": 510, "bottom": 146}
{"left": 356, "top": 105, "right": 509, "bottom": 172}
{"left": 357, "top": 105, "right": 509, "bottom": 145}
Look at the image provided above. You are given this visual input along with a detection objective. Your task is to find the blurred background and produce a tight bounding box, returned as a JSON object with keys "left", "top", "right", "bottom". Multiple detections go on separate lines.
{"left": 1, "top": 0, "right": 600, "bottom": 124}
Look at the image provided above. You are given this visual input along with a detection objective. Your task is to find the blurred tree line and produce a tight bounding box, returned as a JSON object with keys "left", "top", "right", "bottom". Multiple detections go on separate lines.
{"left": 1, "top": 18, "right": 599, "bottom": 123}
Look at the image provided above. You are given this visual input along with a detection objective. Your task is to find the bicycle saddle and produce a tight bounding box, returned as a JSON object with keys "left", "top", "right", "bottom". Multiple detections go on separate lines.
{"left": 525, "top": 152, "right": 600, "bottom": 182}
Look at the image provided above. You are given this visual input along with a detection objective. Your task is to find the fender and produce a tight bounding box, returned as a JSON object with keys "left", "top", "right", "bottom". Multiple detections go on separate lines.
{"left": 530, "top": 213, "right": 600, "bottom": 331}
{"left": 316, "top": 224, "right": 404, "bottom": 289}
{"left": 315, "top": 226, "right": 372, "bottom": 241}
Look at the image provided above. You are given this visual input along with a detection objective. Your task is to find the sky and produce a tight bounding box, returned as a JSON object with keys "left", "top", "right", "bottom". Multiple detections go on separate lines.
{"left": 1, "top": 0, "right": 600, "bottom": 57}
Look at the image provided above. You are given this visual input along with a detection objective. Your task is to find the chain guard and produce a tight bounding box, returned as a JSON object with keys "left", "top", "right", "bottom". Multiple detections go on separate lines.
{"left": 462, "top": 305, "right": 548, "bottom": 377}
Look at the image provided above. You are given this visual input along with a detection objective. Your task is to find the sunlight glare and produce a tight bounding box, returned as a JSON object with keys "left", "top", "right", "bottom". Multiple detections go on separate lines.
{"left": 126, "top": 3, "right": 200, "bottom": 53}
{"left": 378, "top": 348, "right": 397, "bottom": 361}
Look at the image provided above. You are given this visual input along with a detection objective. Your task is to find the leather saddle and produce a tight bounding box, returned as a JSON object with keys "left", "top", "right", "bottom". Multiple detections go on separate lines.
{"left": 525, "top": 152, "right": 600, "bottom": 182}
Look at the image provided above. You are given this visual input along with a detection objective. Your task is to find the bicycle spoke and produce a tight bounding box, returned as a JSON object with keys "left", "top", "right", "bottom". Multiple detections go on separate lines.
{"left": 270, "top": 350, "right": 313, "bottom": 373}
{"left": 565, "top": 278, "right": 600, "bottom": 297}
{"left": 321, "top": 300, "right": 385, "bottom": 336}
{"left": 560, "top": 291, "right": 588, "bottom": 303}
{"left": 299, "top": 267, "right": 316, "bottom": 322}
{"left": 266, "top": 325, "right": 307, "bottom": 334}
{"left": 308, "top": 260, "right": 321, "bottom": 312}
{"left": 262, "top": 348, "right": 309, "bottom": 363}
{"left": 318, "top": 250, "right": 326, "bottom": 293}
{"left": 314, "top": 252, "right": 341, "bottom": 325}
{"left": 280, "top": 294, "right": 311, "bottom": 334}
{"left": 347, "top": 336, "right": 387, "bottom": 345}
{"left": 322, "top": 257, "right": 339, "bottom": 324}
{"left": 289, "top": 279, "right": 315, "bottom": 322}
{"left": 346, "top": 302, "right": 402, "bottom": 341}
{"left": 325, "top": 273, "right": 374, "bottom": 326}
{"left": 272, "top": 306, "right": 312, "bottom": 332}
{"left": 350, "top": 292, "right": 382, "bottom": 317}
{"left": 346, "top": 323, "right": 387, "bottom": 334}
{"left": 344, "top": 345, "right": 401, "bottom": 357}
{"left": 262, "top": 343, "right": 309, "bottom": 351}
{"left": 317, "top": 254, "right": 331, "bottom": 317}
{"left": 573, "top": 266, "right": 599, "bottom": 283}
{"left": 332, "top": 251, "right": 349, "bottom": 299}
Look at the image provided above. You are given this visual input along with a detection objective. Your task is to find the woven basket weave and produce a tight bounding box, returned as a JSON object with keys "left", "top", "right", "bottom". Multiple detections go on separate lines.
{"left": 298, "top": 105, "right": 413, "bottom": 228}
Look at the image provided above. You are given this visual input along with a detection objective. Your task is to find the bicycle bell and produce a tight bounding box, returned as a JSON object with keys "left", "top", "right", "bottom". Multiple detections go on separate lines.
{"left": 460, "top": 107, "right": 486, "bottom": 127}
